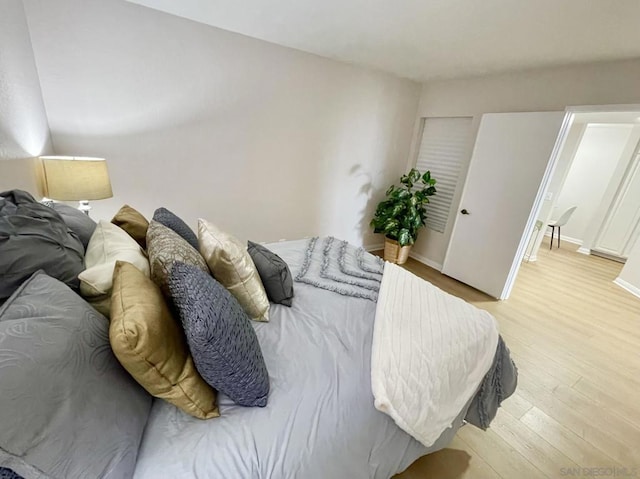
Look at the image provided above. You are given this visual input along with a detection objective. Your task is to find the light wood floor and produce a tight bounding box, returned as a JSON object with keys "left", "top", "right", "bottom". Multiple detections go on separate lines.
{"left": 389, "top": 238, "right": 640, "bottom": 479}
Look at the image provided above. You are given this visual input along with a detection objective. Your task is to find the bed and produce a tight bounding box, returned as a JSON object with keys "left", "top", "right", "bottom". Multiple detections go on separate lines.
{"left": 134, "top": 239, "right": 516, "bottom": 479}
{"left": 0, "top": 191, "right": 516, "bottom": 479}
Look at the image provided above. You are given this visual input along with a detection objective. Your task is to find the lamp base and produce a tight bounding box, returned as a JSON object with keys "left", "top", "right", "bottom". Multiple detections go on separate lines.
{"left": 78, "top": 200, "right": 91, "bottom": 215}
{"left": 40, "top": 197, "right": 55, "bottom": 207}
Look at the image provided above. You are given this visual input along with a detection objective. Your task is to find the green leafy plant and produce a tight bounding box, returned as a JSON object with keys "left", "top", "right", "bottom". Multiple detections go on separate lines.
{"left": 370, "top": 168, "right": 437, "bottom": 247}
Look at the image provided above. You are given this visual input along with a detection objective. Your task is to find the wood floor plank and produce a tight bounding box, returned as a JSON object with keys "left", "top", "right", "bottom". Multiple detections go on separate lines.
{"left": 516, "top": 374, "right": 638, "bottom": 465}
{"left": 572, "top": 377, "right": 640, "bottom": 429}
{"left": 490, "top": 409, "right": 579, "bottom": 478}
{"left": 502, "top": 329, "right": 640, "bottom": 401}
{"left": 520, "top": 407, "right": 622, "bottom": 469}
{"left": 394, "top": 237, "right": 640, "bottom": 478}
{"left": 397, "top": 436, "right": 501, "bottom": 479}
{"left": 457, "top": 422, "right": 547, "bottom": 479}
{"left": 499, "top": 392, "right": 533, "bottom": 420}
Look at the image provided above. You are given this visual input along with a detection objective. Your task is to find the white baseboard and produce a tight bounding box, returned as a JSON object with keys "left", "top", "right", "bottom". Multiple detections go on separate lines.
{"left": 613, "top": 277, "right": 640, "bottom": 300}
{"left": 408, "top": 250, "right": 443, "bottom": 271}
{"left": 577, "top": 247, "right": 591, "bottom": 255}
{"left": 364, "top": 243, "right": 384, "bottom": 252}
{"left": 524, "top": 254, "right": 538, "bottom": 262}
{"left": 543, "top": 231, "right": 583, "bottom": 246}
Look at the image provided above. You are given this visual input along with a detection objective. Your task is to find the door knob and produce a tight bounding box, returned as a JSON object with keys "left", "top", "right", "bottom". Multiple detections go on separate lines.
{"left": 460, "top": 209, "right": 470, "bottom": 215}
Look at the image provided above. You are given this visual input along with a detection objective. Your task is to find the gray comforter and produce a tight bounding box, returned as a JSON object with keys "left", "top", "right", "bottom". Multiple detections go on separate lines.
{"left": 134, "top": 239, "right": 515, "bottom": 479}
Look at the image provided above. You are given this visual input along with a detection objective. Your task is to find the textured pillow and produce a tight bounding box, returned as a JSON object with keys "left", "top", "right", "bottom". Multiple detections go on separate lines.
{"left": 0, "top": 271, "right": 151, "bottom": 479}
{"left": 198, "top": 219, "right": 270, "bottom": 322}
{"left": 0, "top": 189, "right": 84, "bottom": 299}
{"left": 169, "top": 262, "right": 269, "bottom": 407}
{"left": 110, "top": 261, "right": 219, "bottom": 419}
{"left": 153, "top": 207, "right": 199, "bottom": 250}
{"left": 79, "top": 220, "right": 150, "bottom": 316}
{"left": 112, "top": 204, "right": 149, "bottom": 248}
{"left": 147, "top": 220, "right": 208, "bottom": 296}
{"left": 48, "top": 201, "right": 97, "bottom": 249}
{"left": 0, "top": 468, "right": 23, "bottom": 479}
{"left": 248, "top": 241, "right": 294, "bottom": 306}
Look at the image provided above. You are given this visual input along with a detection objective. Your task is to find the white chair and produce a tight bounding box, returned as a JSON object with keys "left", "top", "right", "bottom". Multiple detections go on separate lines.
{"left": 548, "top": 206, "right": 577, "bottom": 250}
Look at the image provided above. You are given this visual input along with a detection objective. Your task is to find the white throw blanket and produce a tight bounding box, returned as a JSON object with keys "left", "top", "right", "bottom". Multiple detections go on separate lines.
{"left": 371, "top": 262, "right": 499, "bottom": 447}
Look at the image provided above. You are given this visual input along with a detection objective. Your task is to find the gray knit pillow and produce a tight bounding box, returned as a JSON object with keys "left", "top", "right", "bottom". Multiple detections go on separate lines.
{"left": 247, "top": 241, "right": 294, "bottom": 306}
{"left": 152, "top": 207, "right": 199, "bottom": 250}
{"left": 168, "top": 262, "right": 269, "bottom": 407}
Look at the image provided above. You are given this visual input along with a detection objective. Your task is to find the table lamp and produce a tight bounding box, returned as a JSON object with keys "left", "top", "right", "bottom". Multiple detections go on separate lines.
{"left": 40, "top": 156, "right": 113, "bottom": 215}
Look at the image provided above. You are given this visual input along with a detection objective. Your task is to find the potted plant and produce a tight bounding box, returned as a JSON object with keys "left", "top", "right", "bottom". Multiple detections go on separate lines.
{"left": 370, "top": 168, "right": 436, "bottom": 264}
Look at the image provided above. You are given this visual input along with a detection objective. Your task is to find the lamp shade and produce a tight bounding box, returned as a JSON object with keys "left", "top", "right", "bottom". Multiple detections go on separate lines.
{"left": 41, "top": 156, "right": 113, "bottom": 201}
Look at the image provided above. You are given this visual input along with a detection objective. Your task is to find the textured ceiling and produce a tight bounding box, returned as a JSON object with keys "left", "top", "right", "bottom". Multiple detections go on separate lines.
{"left": 126, "top": 0, "right": 640, "bottom": 81}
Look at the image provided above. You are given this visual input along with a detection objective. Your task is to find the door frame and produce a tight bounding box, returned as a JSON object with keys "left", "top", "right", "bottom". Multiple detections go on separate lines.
{"left": 501, "top": 104, "right": 640, "bottom": 300}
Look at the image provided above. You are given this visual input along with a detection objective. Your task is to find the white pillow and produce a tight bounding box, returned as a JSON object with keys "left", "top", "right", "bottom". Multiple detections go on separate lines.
{"left": 79, "top": 220, "right": 150, "bottom": 298}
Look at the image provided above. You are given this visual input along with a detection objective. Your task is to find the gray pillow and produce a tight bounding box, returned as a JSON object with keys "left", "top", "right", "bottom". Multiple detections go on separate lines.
{"left": 247, "top": 241, "right": 294, "bottom": 306}
{"left": 49, "top": 201, "right": 97, "bottom": 249}
{"left": 0, "top": 271, "right": 152, "bottom": 479}
{"left": 0, "top": 189, "right": 84, "bottom": 300}
{"left": 0, "top": 468, "right": 23, "bottom": 479}
{"left": 168, "top": 262, "right": 269, "bottom": 407}
{"left": 153, "top": 207, "right": 199, "bottom": 250}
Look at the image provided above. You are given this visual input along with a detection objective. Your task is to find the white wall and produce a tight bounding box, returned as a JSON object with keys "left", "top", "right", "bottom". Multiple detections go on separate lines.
{"left": 0, "top": 0, "right": 52, "bottom": 193}
{"left": 411, "top": 59, "right": 640, "bottom": 267}
{"left": 22, "top": 0, "right": 421, "bottom": 247}
{"left": 616, "top": 237, "right": 640, "bottom": 300}
{"left": 553, "top": 124, "right": 634, "bottom": 243}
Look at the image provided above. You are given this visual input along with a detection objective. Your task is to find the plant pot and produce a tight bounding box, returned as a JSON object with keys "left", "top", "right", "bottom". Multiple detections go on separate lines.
{"left": 384, "top": 237, "right": 411, "bottom": 265}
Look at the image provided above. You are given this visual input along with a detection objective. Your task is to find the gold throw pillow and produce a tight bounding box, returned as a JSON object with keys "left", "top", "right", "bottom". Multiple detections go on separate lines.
{"left": 112, "top": 204, "right": 149, "bottom": 248}
{"left": 110, "top": 261, "right": 219, "bottom": 419}
{"left": 197, "top": 219, "right": 269, "bottom": 322}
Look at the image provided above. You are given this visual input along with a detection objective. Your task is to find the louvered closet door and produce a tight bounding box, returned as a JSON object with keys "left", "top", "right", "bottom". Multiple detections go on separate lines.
{"left": 415, "top": 117, "right": 473, "bottom": 234}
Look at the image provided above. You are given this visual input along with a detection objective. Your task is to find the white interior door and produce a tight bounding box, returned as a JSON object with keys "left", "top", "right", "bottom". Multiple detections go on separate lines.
{"left": 593, "top": 151, "right": 640, "bottom": 259}
{"left": 442, "top": 112, "right": 567, "bottom": 299}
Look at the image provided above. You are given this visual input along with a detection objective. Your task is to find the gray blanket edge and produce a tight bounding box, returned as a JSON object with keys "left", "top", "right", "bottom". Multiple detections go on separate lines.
{"left": 464, "top": 336, "right": 518, "bottom": 430}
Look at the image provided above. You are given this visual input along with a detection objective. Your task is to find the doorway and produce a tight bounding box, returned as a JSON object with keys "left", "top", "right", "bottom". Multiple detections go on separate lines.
{"left": 439, "top": 105, "right": 640, "bottom": 301}
{"left": 524, "top": 110, "right": 640, "bottom": 265}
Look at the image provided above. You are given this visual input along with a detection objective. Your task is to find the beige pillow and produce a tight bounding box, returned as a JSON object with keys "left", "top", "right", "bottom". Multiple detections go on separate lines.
{"left": 198, "top": 219, "right": 269, "bottom": 322}
{"left": 85, "top": 294, "right": 111, "bottom": 318}
{"left": 146, "top": 220, "right": 209, "bottom": 296}
{"left": 110, "top": 261, "right": 219, "bottom": 419}
{"left": 111, "top": 204, "right": 149, "bottom": 248}
{"left": 79, "top": 220, "right": 150, "bottom": 316}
